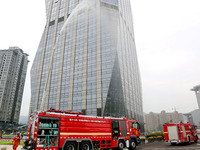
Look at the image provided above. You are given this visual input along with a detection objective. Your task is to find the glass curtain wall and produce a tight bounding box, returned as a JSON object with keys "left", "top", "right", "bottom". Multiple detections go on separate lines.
{"left": 30, "top": 0, "right": 143, "bottom": 124}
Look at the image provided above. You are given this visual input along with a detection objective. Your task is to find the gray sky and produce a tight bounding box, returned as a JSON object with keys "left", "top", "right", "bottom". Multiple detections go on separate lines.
{"left": 0, "top": 0, "right": 199, "bottom": 116}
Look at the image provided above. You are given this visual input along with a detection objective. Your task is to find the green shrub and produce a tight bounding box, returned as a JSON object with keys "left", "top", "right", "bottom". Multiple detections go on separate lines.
{"left": 145, "top": 132, "right": 164, "bottom": 139}
{"left": 0, "top": 141, "right": 24, "bottom": 145}
{"left": 140, "top": 137, "right": 145, "bottom": 140}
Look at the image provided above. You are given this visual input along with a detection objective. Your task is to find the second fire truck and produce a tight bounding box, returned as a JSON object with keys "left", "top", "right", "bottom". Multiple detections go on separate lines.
{"left": 163, "top": 122, "right": 198, "bottom": 145}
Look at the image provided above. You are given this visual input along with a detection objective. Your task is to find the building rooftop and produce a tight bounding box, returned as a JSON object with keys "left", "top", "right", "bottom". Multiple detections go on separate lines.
{"left": 0, "top": 47, "right": 29, "bottom": 59}
{"left": 191, "top": 84, "right": 200, "bottom": 91}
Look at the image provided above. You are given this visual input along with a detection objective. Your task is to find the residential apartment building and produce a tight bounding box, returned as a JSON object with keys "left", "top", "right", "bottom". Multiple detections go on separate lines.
{"left": 144, "top": 110, "right": 183, "bottom": 132}
{"left": 0, "top": 47, "right": 29, "bottom": 123}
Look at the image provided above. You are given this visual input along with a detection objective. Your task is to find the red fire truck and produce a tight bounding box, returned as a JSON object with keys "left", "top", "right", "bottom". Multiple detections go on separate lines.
{"left": 24, "top": 108, "right": 140, "bottom": 150}
{"left": 163, "top": 122, "right": 198, "bottom": 145}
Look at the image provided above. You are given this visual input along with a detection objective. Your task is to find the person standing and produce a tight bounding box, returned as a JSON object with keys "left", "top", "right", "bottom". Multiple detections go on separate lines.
{"left": 21, "top": 132, "right": 24, "bottom": 139}
{"left": 12, "top": 132, "right": 21, "bottom": 150}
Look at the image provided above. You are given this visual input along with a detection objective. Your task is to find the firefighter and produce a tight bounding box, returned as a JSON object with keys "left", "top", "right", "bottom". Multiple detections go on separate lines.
{"left": 0, "top": 130, "right": 3, "bottom": 138}
{"left": 12, "top": 132, "right": 21, "bottom": 150}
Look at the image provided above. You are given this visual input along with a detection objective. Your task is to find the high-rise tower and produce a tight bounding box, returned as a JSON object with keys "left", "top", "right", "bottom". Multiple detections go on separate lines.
{"left": 30, "top": 0, "right": 143, "bottom": 124}
{"left": 191, "top": 85, "right": 200, "bottom": 109}
{"left": 0, "top": 47, "right": 29, "bottom": 123}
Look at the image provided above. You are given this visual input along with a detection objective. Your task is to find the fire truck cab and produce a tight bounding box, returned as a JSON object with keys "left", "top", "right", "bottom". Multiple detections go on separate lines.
{"left": 24, "top": 108, "right": 140, "bottom": 150}
{"left": 163, "top": 122, "right": 198, "bottom": 145}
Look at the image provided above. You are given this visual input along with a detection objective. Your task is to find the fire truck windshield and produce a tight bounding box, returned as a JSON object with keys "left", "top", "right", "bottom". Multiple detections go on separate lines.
{"left": 131, "top": 122, "right": 139, "bottom": 130}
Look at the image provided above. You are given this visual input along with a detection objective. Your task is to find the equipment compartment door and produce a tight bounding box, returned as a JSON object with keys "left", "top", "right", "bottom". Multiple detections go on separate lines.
{"left": 37, "top": 117, "right": 59, "bottom": 148}
{"left": 112, "top": 120, "right": 120, "bottom": 139}
{"left": 120, "top": 121, "right": 127, "bottom": 137}
{"left": 168, "top": 126, "right": 178, "bottom": 140}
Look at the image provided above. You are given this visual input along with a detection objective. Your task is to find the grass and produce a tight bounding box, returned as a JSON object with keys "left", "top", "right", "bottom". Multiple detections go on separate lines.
{"left": 0, "top": 141, "right": 24, "bottom": 145}
{"left": 2, "top": 135, "right": 14, "bottom": 137}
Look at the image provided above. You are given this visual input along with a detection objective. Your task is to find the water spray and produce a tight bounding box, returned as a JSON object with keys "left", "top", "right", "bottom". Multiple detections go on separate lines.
{"left": 40, "top": 0, "right": 96, "bottom": 112}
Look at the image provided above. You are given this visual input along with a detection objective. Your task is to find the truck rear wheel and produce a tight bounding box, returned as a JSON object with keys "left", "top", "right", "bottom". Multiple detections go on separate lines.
{"left": 80, "top": 142, "right": 92, "bottom": 150}
{"left": 65, "top": 142, "right": 76, "bottom": 150}
{"left": 118, "top": 141, "right": 125, "bottom": 150}
{"left": 170, "top": 143, "right": 176, "bottom": 146}
{"left": 129, "top": 139, "right": 136, "bottom": 150}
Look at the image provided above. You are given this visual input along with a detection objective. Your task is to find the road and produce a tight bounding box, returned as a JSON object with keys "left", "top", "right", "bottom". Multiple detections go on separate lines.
{"left": 136, "top": 141, "right": 200, "bottom": 150}
{"left": 0, "top": 141, "right": 199, "bottom": 150}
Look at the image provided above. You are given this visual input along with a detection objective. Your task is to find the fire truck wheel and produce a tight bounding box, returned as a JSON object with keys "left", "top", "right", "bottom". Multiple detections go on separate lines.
{"left": 188, "top": 136, "right": 191, "bottom": 145}
{"left": 118, "top": 141, "right": 125, "bottom": 150}
{"left": 129, "top": 139, "right": 136, "bottom": 150}
{"left": 80, "top": 142, "right": 92, "bottom": 150}
{"left": 194, "top": 135, "right": 198, "bottom": 143}
{"left": 65, "top": 142, "right": 76, "bottom": 150}
{"left": 170, "top": 143, "right": 176, "bottom": 146}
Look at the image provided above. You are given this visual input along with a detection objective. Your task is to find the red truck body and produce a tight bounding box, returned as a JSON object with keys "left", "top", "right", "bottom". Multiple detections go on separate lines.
{"left": 25, "top": 108, "right": 140, "bottom": 150}
{"left": 163, "top": 122, "right": 198, "bottom": 145}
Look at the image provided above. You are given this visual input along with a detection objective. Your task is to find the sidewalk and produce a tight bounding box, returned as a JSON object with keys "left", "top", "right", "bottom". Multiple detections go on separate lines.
{"left": 0, "top": 145, "right": 23, "bottom": 150}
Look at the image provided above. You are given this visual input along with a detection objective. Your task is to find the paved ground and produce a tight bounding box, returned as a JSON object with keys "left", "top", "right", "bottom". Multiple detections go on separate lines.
{"left": 0, "top": 141, "right": 199, "bottom": 150}
{"left": 137, "top": 141, "right": 200, "bottom": 150}
{"left": 0, "top": 145, "right": 23, "bottom": 150}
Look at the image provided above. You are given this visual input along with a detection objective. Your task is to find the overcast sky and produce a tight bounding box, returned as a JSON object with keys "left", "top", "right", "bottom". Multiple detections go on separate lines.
{"left": 0, "top": 0, "right": 199, "bottom": 116}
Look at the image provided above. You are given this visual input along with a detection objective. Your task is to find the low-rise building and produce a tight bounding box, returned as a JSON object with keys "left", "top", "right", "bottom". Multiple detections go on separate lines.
{"left": 184, "top": 109, "right": 200, "bottom": 127}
